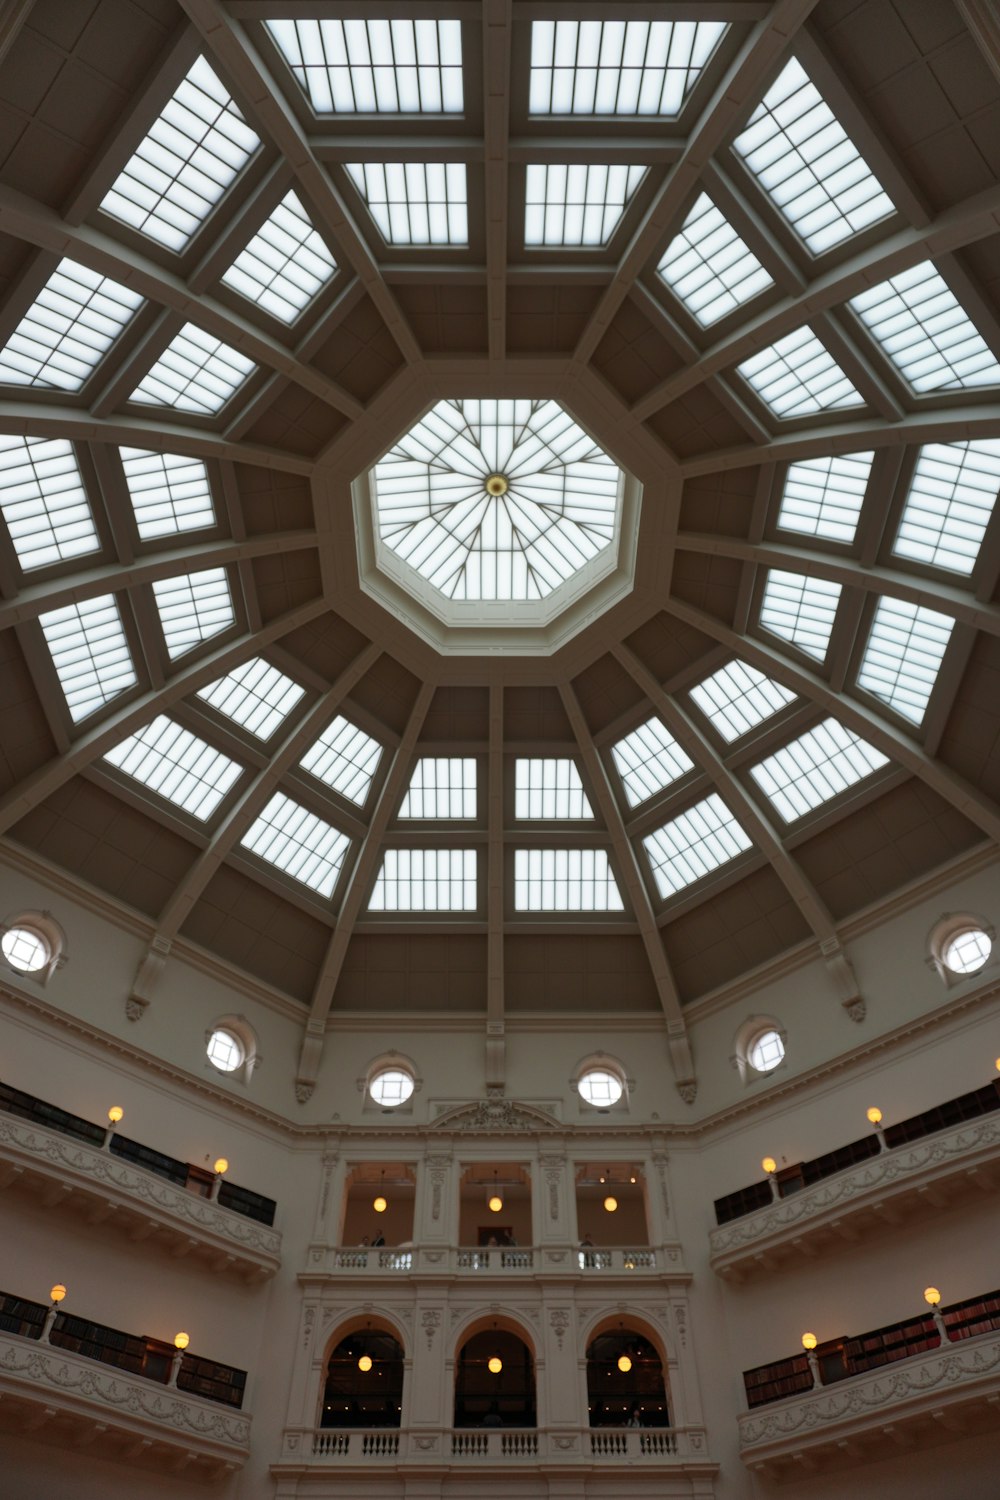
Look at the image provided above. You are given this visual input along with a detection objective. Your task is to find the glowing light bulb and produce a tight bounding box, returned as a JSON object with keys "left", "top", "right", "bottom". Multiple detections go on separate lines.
{"left": 174, "top": 1331, "right": 190, "bottom": 1350}
{"left": 866, "top": 1107, "right": 882, "bottom": 1125}
{"left": 488, "top": 1194, "right": 503, "bottom": 1213}
{"left": 214, "top": 1158, "right": 229, "bottom": 1176}
{"left": 761, "top": 1157, "right": 776, "bottom": 1175}
{"left": 604, "top": 1195, "right": 618, "bottom": 1213}
{"left": 107, "top": 1106, "right": 123, "bottom": 1125}
{"left": 617, "top": 1354, "right": 632, "bottom": 1373}
{"left": 49, "top": 1284, "right": 66, "bottom": 1305}
{"left": 358, "top": 1354, "right": 373, "bottom": 1373}
{"left": 924, "top": 1287, "right": 941, "bottom": 1307}
{"left": 488, "top": 1356, "right": 502, "bottom": 1374}
{"left": 373, "top": 1195, "right": 387, "bottom": 1214}
{"left": 801, "top": 1333, "right": 817, "bottom": 1351}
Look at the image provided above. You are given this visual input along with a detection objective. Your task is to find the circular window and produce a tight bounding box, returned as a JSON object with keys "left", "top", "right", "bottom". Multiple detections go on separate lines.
{"left": 2, "top": 925, "right": 51, "bottom": 974}
{"left": 207, "top": 1028, "right": 245, "bottom": 1074}
{"left": 942, "top": 926, "right": 992, "bottom": 976}
{"left": 578, "top": 1068, "right": 624, "bottom": 1107}
{"left": 748, "top": 1029, "right": 785, "bottom": 1074}
{"left": 369, "top": 1068, "right": 415, "bottom": 1108}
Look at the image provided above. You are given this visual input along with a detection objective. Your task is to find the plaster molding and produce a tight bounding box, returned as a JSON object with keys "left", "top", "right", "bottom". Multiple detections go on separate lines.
{"left": 431, "top": 1095, "right": 561, "bottom": 1133}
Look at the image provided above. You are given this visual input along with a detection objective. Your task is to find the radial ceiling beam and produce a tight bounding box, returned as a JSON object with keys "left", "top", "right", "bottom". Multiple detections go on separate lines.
{"left": 573, "top": 0, "right": 823, "bottom": 365}
{"left": 296, "top": 682, "right": 434, "bottom": 1099}
{"left": 483, "top": 0, "right": 512, "bottom": 362}
{"left": 559, "top": 681, "right": 698, "bottom": 1102}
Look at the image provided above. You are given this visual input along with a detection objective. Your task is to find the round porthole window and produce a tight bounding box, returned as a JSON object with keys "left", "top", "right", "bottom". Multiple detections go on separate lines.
{"left": 369, "top": 1067, "right": 415, "bottom": 1108}
{"left": 941, "top": 926, "right": 992, "bottom": 976}
{"left": 207, "top": 1027, "right": 245, "bottom": 1074}
{"left": 577, "top": 1068, "right": 624, "bottom": 1107}
{"left": 748, "top": 1029, "right": 785, "bottom": 1075}
{"left": 2, "top": 925, "right": 51, "bottom": 974}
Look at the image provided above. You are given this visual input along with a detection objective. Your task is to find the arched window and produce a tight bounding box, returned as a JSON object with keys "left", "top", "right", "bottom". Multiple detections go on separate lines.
{"left": 586, "top": 1328, "right": 670, "bottom": 1428}
{"left": 928, "top": 912, "right": 995, "bottom": 988}
{"left": 0, "top": 911, "right": 66, "bottom": 985}
{"left": 454, "top": 1328, "right": 535, "bottom": 1429}
{"left": 321, "top": 1328, "right": 404, "bottom": 1429}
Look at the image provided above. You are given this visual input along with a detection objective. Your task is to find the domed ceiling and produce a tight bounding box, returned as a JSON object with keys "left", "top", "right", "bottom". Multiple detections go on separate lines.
{"left": 0, "top": 0, "right": 998, "bottom": 1101}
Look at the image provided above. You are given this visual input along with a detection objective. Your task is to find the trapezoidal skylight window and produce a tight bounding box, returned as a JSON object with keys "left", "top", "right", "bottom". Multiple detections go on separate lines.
{"left": 299, "top": 714, "right": 383, "bottom": 806}
{"left": 893, "top": 440, "right": 1000, "bottom": 575}
{"left": 103, "top": 715, "right": 242, "bottom": 819}
{"left": 265, "top": 19, "right": 464, "bottom": 114}
{"left": 345, "top": 162, "right": 467, "bottom": 246}
{"left": 642, "top": 793, "right": 753, "bottom": 898}
{"left": 777, "top": 450, "right": 874, "bottom": 545}
{"left": 515, "top": 759, "right": 593, "bottom": 820}
{"left": 610, "top": 717, "right": 694, "bottom": 808}
{"left": 513, "top": 848, "right": 624, "bottom": 912}
{"left": 119, "top": 447, "right": 215, "bottom": 540}
{"left": 749, "top": 717, "right": 889, "bottom": 822}
{"left": 524, "top": 164, "right": 646, "bottom": 247}
{"left": 857, "top": 598, "right": 954, "bottom": 724}
{"left": 849, "top": 263, "right": 1000, "bottom": 392}
{"left": 221, "top": 191, "right": 337, "bottom": 323}
{"left": 0, "top": 436, "right": 99, "bottom": 571}
{"left": 369, "top": 849, "right": 477, "bottom": 911}
{"left": 196, "top": 657, "right": 305, "bottom": 741}
{"left": 657, "top": 193, "right": 774, "bottom": 327}
{"left": 99, "top": 57, "right": 259, "bottom": 253}
{"left": 399, "top": 757, "right": 476, "bottom": 819}
{"left": 0, "top": 260, "right": 143, "bottom": 392}
{"left": 371, "top": 398, "right": 621, "bottom": 603}
{"left": 240, "top": 791, "right": 350, "bottom": 898}
{"left": 737, "top": 326, "right": 864, "bottom": 418}
{"left": 759, "top": 569, "right": 841, "bottom": 661}
{"left": 129, "top": 324, "right": 257, "bottom": 414}
{"left": 39, "top": 595, "right": 137, "bottom": 722}
{"left": 732, "top": 57, "right": 894, "bottom": 255}
{"left": 689, "top": 660, "right": 796, "bottom": 743}
{"left": 528, "top": 20, "right": 726, "bottom": 116}
{"left": 152, "top": 568, "right": 234, "bottom": 659}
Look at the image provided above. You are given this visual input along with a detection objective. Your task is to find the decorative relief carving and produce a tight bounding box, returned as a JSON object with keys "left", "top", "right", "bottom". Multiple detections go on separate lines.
{"left": 432, "top": 1096, "right": 559, "bottom": 1133}
{"left": 652, "top": 1153, "right": 670, "bottom": 1216}
{"left": 303, "top": 1307, "right": 316, "bottom": 1350}
{"left": 421, "top": 1310, "right": 441, "bottom": 1349}
{"left": 295, "top": 1082, "right": 315, "bottom": 1104}
{"left": 426, "top": 1153, "right": 450, "bottom": 1222}
{"left": 673, "top": 1304, "right": 687, "bottom": 1350}
{"left": 677, "top": 1082, "right": 697, "bottom": 1105}
{"left": 125, "top": 996, "right": 147, "bottom": 1023}
{"left": 844, "top": 996, "right": 866, "bottom": 1023}
{"left": 540, "top": 1152, "right": 563, "bottom": 1221}
{"left": 549, "top": 1309, "right": 570, "bottom": 1350}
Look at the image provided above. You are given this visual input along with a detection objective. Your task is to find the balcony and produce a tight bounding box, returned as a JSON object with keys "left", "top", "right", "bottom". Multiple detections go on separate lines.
{"left": 311, "top": 1244, "right": 681, "bottom": 1277}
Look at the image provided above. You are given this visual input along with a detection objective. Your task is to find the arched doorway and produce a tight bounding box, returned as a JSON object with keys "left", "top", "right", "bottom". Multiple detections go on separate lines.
{"left": 454, "top": 1328, "right": 536, "bottom": 1428}
{"left": 586, "top": 1328, "right": 670, "bottom": 1427}
{"left": 321, "top": 1327, "right": 405, "bottom": 1428}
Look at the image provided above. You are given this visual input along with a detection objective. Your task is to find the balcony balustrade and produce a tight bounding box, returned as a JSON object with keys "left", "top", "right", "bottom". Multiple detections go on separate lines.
{"left": 317, "top": 1243, "right": 678, "bottom": 1276}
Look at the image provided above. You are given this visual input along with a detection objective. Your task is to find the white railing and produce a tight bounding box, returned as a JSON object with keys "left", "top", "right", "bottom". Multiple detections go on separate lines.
{"left": 456, "top": 1247, "right": 534, "bottom": 1271}
{"left": 277, "top": 1425, "right": 712, "bottom": 1467}
{"left": 325, "top": 1244, "right": 664, "bottom": 1274}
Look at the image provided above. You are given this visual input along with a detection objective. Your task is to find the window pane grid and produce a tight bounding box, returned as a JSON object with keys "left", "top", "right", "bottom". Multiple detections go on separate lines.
{"left": 528, "top": 20, "right": 727, "bottom": 116}
{"left": 39, "top": 594, "right": 137, "bottom": 722}
{"left": 777, "top": 450, "right": 873, "bottom": 544}
{"left": 152, "top": 567, "right": 234, "bottom": 659}
{"left": 266, "top": 19, "right": 464, "bottom": 114}
{"left": 221, "top": 191, "right": 337, "bottom": 323}
{"left": 893, "top": 440, "right": 1000, "bottom": 575}
{"left": 611, "top": 716, "right": 694, "bottom": 808}
{"left": 732, "top": 57, "right": 894, "bottom": 254}
{"left": 0, "top": 259, "right": 143, "bottom": 392}
{"left": 345, "top": 162, "right": 467, "bottom": 246}
{"left": 241, "top": 790, "right": 351, "bottom": 897}
{"left": 103, "top": 714, "right": 242, "bottom": 819}
{"left": 515, "top": 758, "right": 593, "bottom": 820}
{"left": 760, "top": 569, "right": 841, "bottom": 661}
{"left": 370, "top": 1068, "right": 415, "bottom": 1106}
{"left": 943, "top": 928, "right": 991, "bottom": 975}
{"left": 737, "top": 325, "right": 864, "bottom": 418}
{"left": 130, "top": 323, "right": 257, "bottom": 414}
{"left": 857, "top": 598, "right": 953, "bottom": 724}
{"left": 657, "top": 192, "right": 773, "bottom": 326}
{"left": 196, "top": 657, "right": 304, "bottom": 741}
{"left": 369, "top": 848, "right": 477, "bottom": 910}
{"left": 524, "top": 163, "right": 646, "bottom": 247}
{"left": 513, "top": 848, "right": 624, "bottom": 911}
{"left": 119, "top": 447, "right": 215, "bottom": 540}
{"left": 749, "top": 716, "right": 889, "bottom": 822}
{"left": 642, "top": 793, "right": 753, "bottom": 898}
{"left": 689, "top": 660, "right": 796, "bottom": 743}
{"left": 399, "top": 757, "right": 476, "bottom": 818}
{"left": 850, "top": 262, "right": 1000, "bottom": 393}
{"left": 0, "top": 436, "right": 99, "bottom": 570}
{"left": 299, "top": 714, "right": 383, "bottom": 805}
{"left": 3, "top": 927, "right": 49, "bottom": 973}
{"left": 99, "top": 57, "right": 259, "bottom": 253}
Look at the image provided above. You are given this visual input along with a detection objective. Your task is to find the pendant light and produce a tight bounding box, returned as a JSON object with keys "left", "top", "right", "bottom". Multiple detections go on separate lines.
{"left": 488, "top": 1170, "right": 503, "bottom": 1214}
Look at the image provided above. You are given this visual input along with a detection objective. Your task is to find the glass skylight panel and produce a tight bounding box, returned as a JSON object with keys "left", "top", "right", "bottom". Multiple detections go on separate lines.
{"left": 129, "top": 324, "right": 257, "bottom": 414}
{"left": 893, "top": 441, "right": 1000, "bottom": 575}
{"left": 221, "top": 191, "right": 337, "bottom": 323}
{"left": 642, "top": 793, "right": 753, "bottom": 898}
{"left": 299, "top": 715, "right": 383, "bottom": 806}
{"left": 39, "top": 595, "right": 137, "bottom": 722}
{"left": 369, "top": 849, "right": 477, "bottom": 911}
{"left": 99, "top": 57, "right": 259, "bottom": 252}
{"left": 657, "top": 193, "right": 773, "bottom": 326}
{"left": 737, "top": 326, "right": 864, "bottom": 418}
{"left": 857, "top": 598, "right": 953, "bottom": 724}
{"left": 515, "top": 759, "right": 593, "bottom": 820}
{"left": 610, "top": 717, "right": 694, "bottom": 808}
{"left": 399, "top": 757, "right": 476, "bottom": 818}
{"left": 689, "top": 660, "right": 796, "bottom": 743}
{"left": 777, "top": 451, "right": 873, "bottom": 544}
{"left": 732, "top": 57, "right": 894, "bottom": 254}
{"left": 345, "top": 162, "right": 467, "bottom": 246}
{"left": 196, "top": 657, "right": 305, "bottom": 741}
{"left": 372, "top": 398, "right": 621, "bottom": 603}
{"left": 265, "top": 19, "right": 464, "bottom": 114}
{"left": 849, "top": 263, "right": 1000, "bottom": 392}
{"left": 759, "top": 569, "right": 841, "bottom": 660}
{"left": 514, "top": 848, "right": 624, "bottom": 912}
{"left": 103, "top": 715, "right": 242, "bottom": 819}
{"left": 0, "top": 260, "right": 143, "bottom": 391}
{"left": 524, "top": 164, "right": 646, "bottom": 247}
{"left": 0, "top": 436, "right": 99, "bottom": 570}
{"left": 749, "top": 717, "right": 889, "bottom": 822}
{"left": 240, "top": 791, "right": 350, "bottom": 898}
{"left": 152, "top": 567, "right": 234, "bottom": 659}
{"left": 528, "top": 20, "right": 726, "bottom": 116}
{"left": 119, "top": 447, "right": 215, "bottom": 540}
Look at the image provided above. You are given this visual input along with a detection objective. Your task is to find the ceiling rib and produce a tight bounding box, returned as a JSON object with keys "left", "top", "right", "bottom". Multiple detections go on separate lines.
{"left": 484, "top": 0, "right": 511, "bottom": 363}
{"left": 486, "top": 682, "right": 505, "bottom": 1088}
